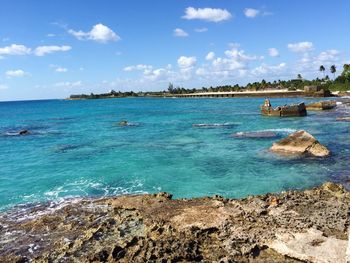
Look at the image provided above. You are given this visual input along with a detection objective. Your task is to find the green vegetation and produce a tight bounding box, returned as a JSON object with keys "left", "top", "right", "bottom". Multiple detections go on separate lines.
{"left": 325, "top": 64, "right": 350, "bottom": 91}
{"left": 69, "top": 90, "right": 166, "bottom": 99}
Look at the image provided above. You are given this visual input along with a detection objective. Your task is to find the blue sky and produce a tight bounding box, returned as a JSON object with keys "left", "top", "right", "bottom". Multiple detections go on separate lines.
{"left": 0, "top": 0, "right": 349, "bottom": 101}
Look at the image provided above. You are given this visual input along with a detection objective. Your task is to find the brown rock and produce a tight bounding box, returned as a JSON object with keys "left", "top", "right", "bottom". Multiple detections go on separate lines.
{"left": 306, "top": 100, "right": 337, "bottom": 110}
{"left": 270, "top": 130, "right": 330, "bottom": 157}
{"left": 1, "top": 182, "right": 349, "bottom": 262}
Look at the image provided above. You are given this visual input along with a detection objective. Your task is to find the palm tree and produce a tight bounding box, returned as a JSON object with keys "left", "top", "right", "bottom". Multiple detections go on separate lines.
{"left": 330, "top": 65, "right": 336, "bottom": 79}
{"left": 319, "top": 65, "right": 325, "bottom": 78}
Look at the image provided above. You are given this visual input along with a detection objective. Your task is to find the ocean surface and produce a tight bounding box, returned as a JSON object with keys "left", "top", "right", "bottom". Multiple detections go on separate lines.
{"left": 1, "top": 97, "right": 349, "bottom": 211}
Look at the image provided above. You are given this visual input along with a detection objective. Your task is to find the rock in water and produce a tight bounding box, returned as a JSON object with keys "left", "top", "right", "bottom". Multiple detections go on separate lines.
{"left": 232, "top": 131, "right": 278, "bottom": 138}
{"left": 118, "top": 120, "right": 128, "bottom": 126}
{"left": 336, "top": 116, "right": 350, "bottom": 122}
{"left": 270, "top": 130, "right": 330, "bottom": 157}
{"left": 19, "top": 130, "right": 29, "bottom": 135}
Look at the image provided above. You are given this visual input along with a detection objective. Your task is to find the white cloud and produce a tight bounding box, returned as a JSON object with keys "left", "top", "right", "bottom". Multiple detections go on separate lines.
{"left": 173, "top": 28, "right": 188, "bottom": 37}
{"left": 224, "top": 48, "right": 259, "bottom": 61}
{"left": 5, "top": 69, "right": 28, "bottom": 78}
{"left": 55, "top": 67, "right": 68, "bottom": 73}
{"left": 124, "top": 64, "right": 153, "bottom": 72}
{"left": 47, "top": 33, "right": 55, "bottom": 37}
{"left": 0, "top": 44, "right": 31, "bottom": 56}
{"left": 34, "top": 45, "right": 71, "bottom": 56}
{"left": 0, "top": 84, "right": 8, "bottom": 90}
{"left": 68, "top": 23, "right": 120, "bottom": 43}
{"left": 316, "top": 49, "right": 340, "bottom": 62}
{"left": 195, "top": 28, "right": 208, "bottom": 33}
{"left": 252, "top": 63, "right": 286, "bottom": 76}
{"left": 182, "top": 7, "right": 232, "bottom": 22}
{"left": 54, "top": 81, "right": 82, "bottom": 88}
{"left": 177, "top": 56, "right": 197, "bottom": 68}
{"left": 268, "top": 48, "right": 279, "bottom": 57}
{"left": 244, "top": 8, "right": 260, "bottom": 18}
{"left": 287, "top": 42, "right": 313, "bottom": 53}
{"left": 205, "top": 51, "right": 215, "bottom": 60}
{"left": 295, "top": 49, "right": 342, "bottom": 75}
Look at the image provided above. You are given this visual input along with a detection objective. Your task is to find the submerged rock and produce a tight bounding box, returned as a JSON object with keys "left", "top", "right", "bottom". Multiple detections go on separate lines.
{"left": 336, "top": 116, "right": 350, "bottom": 122}
{"left": 118, "top": 120, "right": 129, "bottom": 126}
{"left": 232, "top": 131, "right": 278, "bottom": 138}
{"left": 192, "top": 123, "right": 237, "bottom": 128}
{"left": 0, "top": 182, "right": 349, "bottom": 262}
{"left": 19, "top": 130, "right": 29, "bottom": 135}
{"left": 270, "top": 130, "right": 330, "bottom": 157}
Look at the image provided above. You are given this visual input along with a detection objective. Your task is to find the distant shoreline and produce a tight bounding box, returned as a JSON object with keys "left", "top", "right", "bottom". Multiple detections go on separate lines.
{"left": 67, "top": 89, "right": 346, "bottom": 100}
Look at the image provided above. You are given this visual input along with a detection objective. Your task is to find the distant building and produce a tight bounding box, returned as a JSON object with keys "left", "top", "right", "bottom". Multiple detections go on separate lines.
{"left": 304, "top": 85, "right": 321, "bottom": 92}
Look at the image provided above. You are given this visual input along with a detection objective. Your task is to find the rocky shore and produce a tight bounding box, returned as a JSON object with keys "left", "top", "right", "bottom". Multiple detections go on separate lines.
{"left": 0, "top": 182, "right": 349, "bottom": 263}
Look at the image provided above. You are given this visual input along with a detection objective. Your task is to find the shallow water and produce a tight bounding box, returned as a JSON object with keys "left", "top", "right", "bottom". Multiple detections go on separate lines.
{"left": 0, "top": 97, "right": 349, "bottom": 211}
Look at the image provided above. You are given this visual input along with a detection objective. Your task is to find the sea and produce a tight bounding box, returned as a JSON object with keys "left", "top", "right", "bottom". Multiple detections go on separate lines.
{"left": 1, "top": 97, "right": 349, "bottom": 211}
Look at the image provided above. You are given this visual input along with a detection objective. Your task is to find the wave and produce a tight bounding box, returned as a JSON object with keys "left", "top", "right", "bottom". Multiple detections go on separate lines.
{"left": 1, "top": 178, "right": 148, "bottom": 221}
{"left": 260, "top": 128, "right": 297, "bottom": 133}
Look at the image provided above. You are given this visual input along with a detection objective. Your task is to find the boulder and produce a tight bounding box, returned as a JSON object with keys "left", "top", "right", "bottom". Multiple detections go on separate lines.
{"left": 19, "top": 130, "right": 29, "bottom": 135}
{"left": 306, "top": 100, "right": 337, "bottom": 110}
{"left": 269, "top": 130, "right": 330, "bottom": 157}
{"left": 118, "top": 120, "right": 128, "bottom": 126}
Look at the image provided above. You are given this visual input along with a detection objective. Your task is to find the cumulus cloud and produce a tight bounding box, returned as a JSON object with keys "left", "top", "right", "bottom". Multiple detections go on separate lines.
{"left": 205, "top": 51, "right": 215, "bottom": 60}
{"left": 0, "top": 44, "right": 31, "bottom": 56}
{"left": 173, "top": 28, "right": 188, "bottom": 37}
{"left": 124, "top": 64, "right": 153, "bottom": 72}
{"left": 195, "top": 28, "right": 208, "bottom": 33}
{"left": 316, "top": 49, "right": 340, "bottom": 62}
{"left": 0, "top": 84, "right": 8, "bottom": 90}
{"left": 295, "top": 49, "right": 342, "bottom": 75}
{"left": 244, "top": 8, "right": 260, "bottom": 18}
{"left": 182, "top": 7, "right": 232, "bottom": 22}
{"left": 287, "top": 42, "right": 313, "bottom": 53}
{"left": 268, "top": 48, "right": 279, "bottom": 57}
{"left": 224, "top": 48, "right": 259, "bottom": 61}
{"left": 5, "top": 69, "right": 28, "bottom": 78}
{"left": 54, "top": 81, "right": 82, "bottom": 88}
{"left": 68, "top": 23, "right": 120, "bottom": 43}
{"left": 34, "top": 45, "right": 71, "bottom": 56}
{"left": 177, "top": 56, "right": 197, "bottom": 68}
{"left": 252, "top": 63, "right": 286, "bottom": 76}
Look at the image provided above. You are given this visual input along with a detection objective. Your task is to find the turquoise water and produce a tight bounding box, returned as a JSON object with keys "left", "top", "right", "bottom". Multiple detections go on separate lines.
{"left": 1, "top": 97, "right": 349, "bottom": 210}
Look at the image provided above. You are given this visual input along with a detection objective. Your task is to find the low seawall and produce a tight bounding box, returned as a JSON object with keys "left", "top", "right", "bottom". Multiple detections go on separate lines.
{"left": 173, "top": 90, "right": 331, "bottom": 98}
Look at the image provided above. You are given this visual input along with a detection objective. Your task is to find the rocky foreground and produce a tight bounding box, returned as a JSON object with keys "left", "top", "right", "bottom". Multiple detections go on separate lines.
{"left": 1, "top": 183, "right": 349, "bottom": 263}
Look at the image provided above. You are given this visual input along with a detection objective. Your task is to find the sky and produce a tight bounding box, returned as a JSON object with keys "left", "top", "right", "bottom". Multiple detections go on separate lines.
{"left": 0, "top": 0, "right": 350, "bottom": 101}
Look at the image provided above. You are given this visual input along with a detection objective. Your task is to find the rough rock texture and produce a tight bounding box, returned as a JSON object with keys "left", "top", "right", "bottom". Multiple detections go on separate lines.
{"left": 306, "top": 100, "right": 337, "bottom": 110}
{"left": 0, "top": 183, "right": 349, "bottom": 263}
{"left": 270, "top": 130, "right": 330, "bottom": 157}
